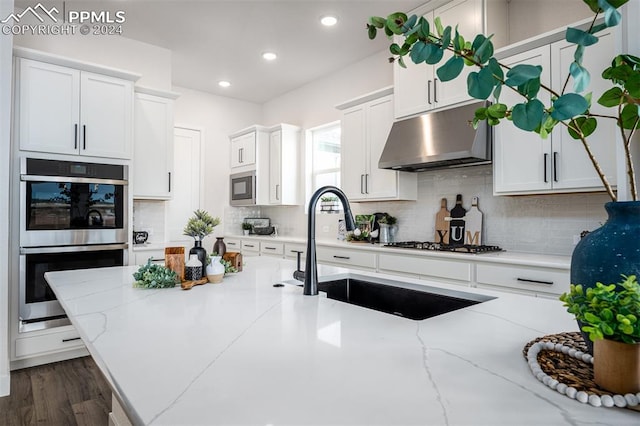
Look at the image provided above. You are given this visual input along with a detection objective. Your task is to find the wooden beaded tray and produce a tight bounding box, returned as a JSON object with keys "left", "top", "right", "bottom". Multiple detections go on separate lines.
{"left": 523, "top": 332, "right": 640, "bottom": 411}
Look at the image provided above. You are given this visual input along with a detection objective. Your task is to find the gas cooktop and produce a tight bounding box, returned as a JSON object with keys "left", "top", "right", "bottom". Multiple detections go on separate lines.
{"left": 384, "top": 241, "right": 503, "bottom": 254}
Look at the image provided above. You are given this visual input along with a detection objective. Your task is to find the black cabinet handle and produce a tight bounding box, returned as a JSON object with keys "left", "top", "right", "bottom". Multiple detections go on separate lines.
{"left": 264, "top": 247, "right": 276, "bottom": 250}
{"left": 168, "top": 172, "right": 171, "bottom": 192}
{"left": 244, "top": 244, "right": 255, "bottom": 248}
{"left": 82, "top": 125, "right": 86, "bottom": 150}
{"left": 74, "top": 124, "right": 78, "bottom": 149}
{"left": 543, "top": 153, "right": 548, "bottom": 183}
{"left": 427, "top": 80, "right": 432, "bottom": 105}
{"left": 62, "top": 337, "right": 81, "bottom": 343}
{"left": 333, "top": 255, "right": 350, "bottom": 260}
{"left": 553, "top": 152, "right": 559, "bottom": 183}
{"left": 517, "top": 277, "right": 554, "bottom": 286}
{"left": 433, "top": 78, "right": 438, "bottom": 103}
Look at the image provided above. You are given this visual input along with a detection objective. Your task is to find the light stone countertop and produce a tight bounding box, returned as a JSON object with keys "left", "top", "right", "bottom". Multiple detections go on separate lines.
{"left": 45, "top": 257, "right": 638, "bottom": 425}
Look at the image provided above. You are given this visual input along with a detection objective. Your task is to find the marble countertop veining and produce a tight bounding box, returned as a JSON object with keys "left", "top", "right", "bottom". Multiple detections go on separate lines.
{"left": 44, "top": 257, "right": 638, "bottom": 425}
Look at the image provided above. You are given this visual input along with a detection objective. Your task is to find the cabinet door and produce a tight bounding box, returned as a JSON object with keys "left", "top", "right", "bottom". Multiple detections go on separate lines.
{"left": 493, "top": 46, "right": 552, "bottom": 194}
{"left": 365, "top": 95, "right": 398, "bottom": 199}
{"left": 18, "top": 59, "right": 80, "bottom": 155}
{"left": 133, "top": 93, "right": 174, "bottom": 199}
{"left": 269, "top": 130, "right": 282, "bottom": 204}
{"left": 551, "top": 29, "right": 618, "bottom": 190}
{"left": 230, "top": 132, "right": 256, "bottom": 168}
{"left": 433, "top": 0, "right": 482, "bottom": 108}
{"left": 340, "top": 105, "right": 368, "bottom": 200}
{"left": 80, "top": 72, "right": 133, "bottom": 159}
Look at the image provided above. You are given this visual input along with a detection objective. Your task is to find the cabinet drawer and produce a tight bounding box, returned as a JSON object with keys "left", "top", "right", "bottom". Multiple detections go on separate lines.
{"left": 241, "top": 241, "right": 260, "bottom": 254}
{"left": 225, "top": 239, "right": 241, "bottom": 250}
{"left": 316, "top": 246, "right": 376, "bottom": 270}
{"left": 379, "top": 253, "right": 472, "bottom": 282}
{"left": 260, "top": 241, "right": 284, "bottom": 256}
{"left": 133, "top": 250, "right": 164, "bottom": 265}
{"left": 476, "top": 263, "right": 569, "bottom": 295}
{"left": 285, "top": 243, "right": 306, "bottom": 259}
{"left": 15, "top": 326, "right": 85, "bottom": 358}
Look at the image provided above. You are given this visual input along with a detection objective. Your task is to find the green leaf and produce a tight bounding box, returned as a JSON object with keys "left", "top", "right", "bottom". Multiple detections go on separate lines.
{"left": 436, "top": 56, "right": 464, "bottom": 82}
{"left": 492, "top": 83, "right": 502, "bottom": 101}
{"left": 505, "top": 64, "right": 542, "bottom": 87}
{"left": 434, "top": 16, "right": 443, "bottom": 37}
{"left": 467, "top": 67, "right": 496, "bottom": 99}
{"left": 401, "top": 14, "right": 418, "bottom": 34}
{"left": 368, "top": 25, "right": 377, "bottom": 40}
{"left": 452, "top": 26, "right": 462, "bottom": 51}
{"left": 417, "top": 16, "right": 430, "bottom": 39}
{"left": 551, "top": 93, "right": 589, "bottom": 120}
{"left": 473, "top": 35, "right": 494, "bottom": 65}
{"left": 511, "top": 99, "right": 545, "bottom": 131}
{"left": 487, "top": 58, "right": 504, "bottom": 82}
{"left": 397, "top": 56, "right": 406, "bottom": 68}
{"left": 517, "top": 77, "right": 541, "bottom": 99}
{"left": 368, "top": 16, "right": 386, "bottom": 29}
{"left": 384, "top": 25, "right": 393, "bottom": 37}
{"left": 621, "top": 103, "right": 640, "bottom": 129}
{"left": 386, "top": 12, "right": 408, "bottom": 35}
{"left": 474, "top": 107, "right": 488, "bottom": 120}
{"left": 570, "top": 61, "right": 591, "bottom": 92}
{"left": 598, "top": 87, "right": 624, "bottom": 107}
{"left": 390, "top": 43, "right": 401, "bottom": 55}
{"left": 441, "top": 26, "right": 452, "bottom": 49}
{"left": 625, "top": 72, "right": 640, "bottom": 98}
{"left": 566, "top": 27, "right": 599, "bottom": 46}
{"left": 410, "top": 41, "right": 428, "bottom": 63}
{"left": 425, "top": 45, "right": 444, "bottom": 65}
{"left": 568, "top": 116, "right": 597, "bottom": 139}
{"left": 599, "top": 0, "right": 622, "bottom": 26}
{"left": 487, "top": 103, "right": 507, "bottom": 119}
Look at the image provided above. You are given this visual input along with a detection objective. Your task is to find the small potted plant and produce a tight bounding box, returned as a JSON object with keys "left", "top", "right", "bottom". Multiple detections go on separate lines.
{"left": 241, "top": 222, "right": 252, "bottom": 236}
{"left": 183, "top": 209, "right": 220, "bottom": 279}
{"left": 320, "top": 196, "right": 340, "bottom": 213}
{"left": 560, "top": 275, "right": 640, "bottom": 394}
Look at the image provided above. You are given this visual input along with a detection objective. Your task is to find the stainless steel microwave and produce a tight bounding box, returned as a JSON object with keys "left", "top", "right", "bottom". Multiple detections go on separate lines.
{"left": 230, "top": 170, "right": 256, "bottom": 206}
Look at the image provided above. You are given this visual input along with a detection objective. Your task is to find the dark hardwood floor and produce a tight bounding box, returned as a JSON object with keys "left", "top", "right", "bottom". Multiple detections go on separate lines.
{"left": 0, "top": 356, "right": 112, "bottom": 426}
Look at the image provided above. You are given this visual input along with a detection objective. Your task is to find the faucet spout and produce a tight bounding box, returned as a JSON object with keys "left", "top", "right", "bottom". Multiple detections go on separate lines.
{"left": 298, "top": 186, "right": 356, "bottom": 296}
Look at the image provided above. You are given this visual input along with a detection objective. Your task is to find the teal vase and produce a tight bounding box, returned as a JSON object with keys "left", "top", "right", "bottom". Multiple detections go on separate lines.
{"left": 570, "top": 201, "right": 640, "bottom": 352}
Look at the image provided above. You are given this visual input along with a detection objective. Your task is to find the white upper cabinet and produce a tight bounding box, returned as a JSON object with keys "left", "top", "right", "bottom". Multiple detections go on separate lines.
{"left": 393, "top": 0, "right": 497, "bottom": 119}
{"left": 230, "top": 131, "right": 257, "bottom": 169}
{"left": 16, "top": 57, "right": 135, "bottom": 159}
{"left": 494, "top": 26, "right": 619, "bottom": 195}
{"left": 268, "top": 124, "right": 301, "bottom": 205}
{"left": 133, "top": 88, "right": 179, "bottom": 199}
{"left": 338, "top": 88, "right": 417, "bottom": 202}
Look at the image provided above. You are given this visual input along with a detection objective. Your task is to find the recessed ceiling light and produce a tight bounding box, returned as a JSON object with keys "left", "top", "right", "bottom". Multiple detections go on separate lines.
{"left": 320, "top": 15, "right": 338, "bottom": 26}
{"left": 218, "top": 80, "right": 231, "bottom": 88}
{"left": 262, "top": 52, "right": 277, "bottom": 61}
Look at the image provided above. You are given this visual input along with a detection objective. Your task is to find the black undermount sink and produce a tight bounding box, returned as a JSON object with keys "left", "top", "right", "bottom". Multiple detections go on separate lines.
{"left": 316, "top": 275, "right": 496, "bottom": 320}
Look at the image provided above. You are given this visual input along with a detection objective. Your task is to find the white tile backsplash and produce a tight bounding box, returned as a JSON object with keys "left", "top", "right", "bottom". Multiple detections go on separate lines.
{"left": 250, "top": 165, "right": 611, "bottom": 256}
{"left": 133, "top": 200, "right": 166, "bottom": 243}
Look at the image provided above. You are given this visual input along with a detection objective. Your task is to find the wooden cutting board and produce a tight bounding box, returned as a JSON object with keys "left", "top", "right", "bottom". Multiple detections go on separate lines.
{"left": 434, "top": 198, "right": 450, "bottom": 244}
{"left": 465, "top": 196, "right": 483, "bottom": 245}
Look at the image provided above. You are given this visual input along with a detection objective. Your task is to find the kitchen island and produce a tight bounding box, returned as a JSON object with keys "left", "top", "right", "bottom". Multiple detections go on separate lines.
{"left": 45, "top": 257, "right": 638, "bottom": 425}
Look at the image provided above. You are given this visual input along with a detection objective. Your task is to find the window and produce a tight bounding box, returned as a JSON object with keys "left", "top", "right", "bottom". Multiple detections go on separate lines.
{"left": 309, "top": 121, "right": 341, "bottom": 192}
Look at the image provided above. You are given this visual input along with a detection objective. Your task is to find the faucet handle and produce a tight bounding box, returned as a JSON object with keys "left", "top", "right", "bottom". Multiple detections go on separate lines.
{"left": 292, "top": 250, "right": 305, "bottom": 282}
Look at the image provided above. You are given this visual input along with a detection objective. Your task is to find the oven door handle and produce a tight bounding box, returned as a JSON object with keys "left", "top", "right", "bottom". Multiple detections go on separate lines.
{"left": 20, "top": 243, "right": 129, "bottom": 255}
{"left": 20, "top": 175, "right": 128, "bottom": 186}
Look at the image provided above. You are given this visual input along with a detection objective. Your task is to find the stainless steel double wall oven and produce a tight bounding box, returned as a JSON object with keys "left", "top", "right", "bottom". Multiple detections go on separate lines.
{"left": 19, "top": 158, "right": 129, "bottom": 330}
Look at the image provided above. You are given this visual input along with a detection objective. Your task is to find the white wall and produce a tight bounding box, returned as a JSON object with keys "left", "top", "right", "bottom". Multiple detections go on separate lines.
{"left": 171, "top": 86, "right": 262, "bottom": 248}
{"left": 1, "top": 0, "right": 14, "bottom": 397}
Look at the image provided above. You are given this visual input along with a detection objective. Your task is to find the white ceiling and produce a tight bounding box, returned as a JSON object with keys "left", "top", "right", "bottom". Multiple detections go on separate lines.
{"left": 87, "top": 0, "right": 426, "bottom": 104}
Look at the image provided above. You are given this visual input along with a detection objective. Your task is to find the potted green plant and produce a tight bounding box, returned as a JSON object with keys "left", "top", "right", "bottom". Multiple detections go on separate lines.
{"left": 184, "top": 209, "right": 221, "bottom": 276}
{"left": 367, "top": 0, "right": 640, "bottom": 335}
{"left": 560, "top": 275, "right": 640, "bottom": 394}
{"left": 241, "top": 222, "right": 252, "bottom": 235}
{"left": 320, "top": 196, "right": 340, "bottom": 213}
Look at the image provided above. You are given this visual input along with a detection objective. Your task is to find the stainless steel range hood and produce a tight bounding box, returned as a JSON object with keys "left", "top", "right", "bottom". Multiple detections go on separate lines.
{"left": 378, "top": 102, "right": 491, "bottom": 172}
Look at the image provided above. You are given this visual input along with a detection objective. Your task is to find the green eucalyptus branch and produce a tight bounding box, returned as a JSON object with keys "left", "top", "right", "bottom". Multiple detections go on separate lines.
{"left": 368, "top": 0, "right": 640, "bottom": 202}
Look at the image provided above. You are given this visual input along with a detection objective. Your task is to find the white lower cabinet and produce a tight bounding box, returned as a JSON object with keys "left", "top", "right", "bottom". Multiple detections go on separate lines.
{"left": 14, "top": 326, "right": 84, "bottom": 359}
{"left": 475, "top": 263, "right": 569, "bottom": 296}
{"left": 260, "top": 241, "right": 284, "bottom": 257}
{"left": 316, "top": 246, "right": 376, "bottom": 270}
{"left": 378, "top": 253, "right": 472, "bottom": 284}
